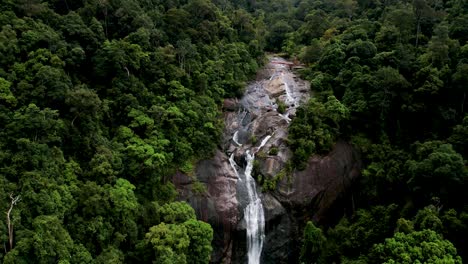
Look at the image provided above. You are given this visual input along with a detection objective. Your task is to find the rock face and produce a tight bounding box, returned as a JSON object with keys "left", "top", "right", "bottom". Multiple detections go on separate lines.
{"left": 172, "top": 57, "right": 361, "bottom": 264}
{"left": 261, "top": 141, "right": 361, "bottom": 263}
{"left": 173, "top": 150, "right": 239, "bottom": 263}
{"left": 265, "top": 77, "right": 286, "bottom": 98}
{"left": 223, "top": 98, "right": 239, "bottom": 112}
{"left": 275, "top": 141, "right": 361, "bottom": 221}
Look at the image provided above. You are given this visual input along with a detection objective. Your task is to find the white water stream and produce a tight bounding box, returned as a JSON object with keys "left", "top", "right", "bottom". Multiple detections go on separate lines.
{"left": 233, "top": 131, "right": 242, "bottom": 146}
{"left": 230, "top": 134, "right": 269, "bottom": 264}
{"left": 229, "top": 153, "right": 241, "bottom": 180}
{"left": 227, "top": 57, "right": 308, "bottom": 263}
{"left": 283, "top": 80, "right": 294, "bottom": 105}
{"left": 244, "top": 150, "right": 264, "bottom": 264}
{"left": 245, "top": 134, "right": 270, "bottom": 264}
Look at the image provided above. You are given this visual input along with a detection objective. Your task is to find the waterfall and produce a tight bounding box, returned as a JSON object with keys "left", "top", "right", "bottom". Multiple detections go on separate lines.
{"left": 258, "top": 135, "right": 272, "bottom": 150}
{"left": 229, "top": 133, "right": 271, "bottom": 264}
{"left": 224, "top": 56, "right": 309, "bottom": 263}
{"left": 229, "top": 153, "right": 241, "bottom": 180}
{"left": 278, "top": 113, "right": 291, "bottom": 123}
{"left": 283, "top": 81, "right": 294, "bottom": 105}
{"left": 282, "top": 74, "right": 295, "bottom": 106}
{"left": 233, "top": 130, "right": 242, "bottom": 146}
{"left": 244, "top": 150, "right": 265, "bottom": 264}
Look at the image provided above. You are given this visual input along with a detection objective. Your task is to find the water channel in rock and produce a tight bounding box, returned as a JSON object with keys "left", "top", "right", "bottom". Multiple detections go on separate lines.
{"left": 225, "top": 57, "right": 309, "bottom": 263}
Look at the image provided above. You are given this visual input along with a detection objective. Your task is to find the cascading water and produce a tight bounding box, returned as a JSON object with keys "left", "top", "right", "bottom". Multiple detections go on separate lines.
{"left": 226, "top": 56, "right": 309, "bottom": 263}
{"left": 244, "top": 135, "right": 271, "bottom": 264}
{"left": 283, "top": 79, "right": 294, "bottom": 105}
{"left": 231, "top": 134, "right": 270, "bottom": 264}
{"left": 230, "top": 116, "right": 269, "bottom": 264}
{"left": 229, "top": 153, "right": 241, "bottom": 180}
{"left": 233, "top": 131, "right": 242, "bottom": 146}
{"left": 244, "top": 150, "right": 265, "bottom": 264}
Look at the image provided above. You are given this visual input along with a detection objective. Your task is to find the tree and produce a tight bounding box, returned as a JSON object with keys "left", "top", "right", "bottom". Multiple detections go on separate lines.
{"left": 6, "top": 194, "right": 20, "bottom": 251}
{"left": 144, "top": 223, "right": 190, "bottom": 264}
{"left": 4, "top": 215, "right": 92, "bottom": 264}
{"left": 381, "top": 4, "right": 414, "bottom": 46}
{"left": 266, "top": 20, "right": 293, "bottom": 51}
{"left": 16, "top": 0, "right": 46, "bottom": 17}
{"left": 183, "top": 219, "right": 213, "bottom": 264}
{"left": 0, "top": 25, "right": 19, "bottom": 67}
{"left": 300, "top": 221, "right": 326, "bottom": 264}
{"left": 369, "top": 230, "right": 462, "bottom": 263}
{"left": 413, "top": 205, "right": 443, "bottom": 232}
{"left": 369, "top": 66, "right": 409, "bottom": 124}
{"left": 449, "top": 14, "right": 468, "bottom": 43}
{"left": 0, "top": 0, "right": 263, "bottom": 262}
{"left": 326, "top": 205, "right": 399, "bottom": 261}
{"left": 441, "top": 209, "right": 468, "bottom": 261}
{"left": 298, "top": 10, "right": 330, "bottom": 44}
{"left": 425, "top": 22, "right": 458, "bottom": 68}
{"left": 139, "top": 218, "right": 213, "bottom": 264}
{"left": 158, "top": 202, "right": 196, "bottom": 224}
{"left": 448, "top": 115, "right": 468, "bottom": 156}
{"left": 451, "top": 64, "right": 468, "bottom": 114}
{"left": 406, "top": 141, "right": 467, "bottom": 204}
{"left": 109, "top": 178, "right": 138, "bottom": 217}
{"left": 337, "top": 0, "right": 358, "bottom": 19}
{"left": 64, "top": 85, "right": 104, "bottom": 155}
{"left": 346, "top": 40, "right": 377, "bottom": 60}
{"left": 359, "top": 143, "right": 410, "bottom": 205}
{"left": 318, "top": 42, "right": 346, "bottom": 74}
{"left": 95, "top": 247, "right": 125, "bottom": 264}
{"left": 94, "top": 39, "right": 149, "bottom": 78}
{"left": 176, "top": 39, "right": 196, "bottom": 73}
{"left": 324, "top": 95, "right": 350, "bottom": 126}
{"left": 0, "top": 77, "right": 17, "bottom": 107}
{"left": 413, "top": 0, "right": 432, "bottom": 48}
{"left": 299, "top": 39, "right": 323, "bottom": 64}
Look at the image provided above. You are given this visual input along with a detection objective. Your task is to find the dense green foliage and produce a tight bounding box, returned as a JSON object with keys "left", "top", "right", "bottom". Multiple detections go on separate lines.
{"left": 300, "top": 221, "right": 326, "bottom": 263}
{"left": 289, "top": 95, "right": 349, "bottom": 168}
{"left": 0, "top": 0, "right": 265, "bottom": 262}
{"left": 370, "top": 229, "right": 462, "bottom": 263}
{"left": 254, "top": 0, "right": 468, "bottom": 262}
{"left": 2, "top": 0, "right": 468, "bottom": 262}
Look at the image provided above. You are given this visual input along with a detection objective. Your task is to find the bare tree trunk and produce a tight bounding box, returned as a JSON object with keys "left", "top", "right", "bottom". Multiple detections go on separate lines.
{"left": 6, "top": 194, "right": 20, "bottom": 251}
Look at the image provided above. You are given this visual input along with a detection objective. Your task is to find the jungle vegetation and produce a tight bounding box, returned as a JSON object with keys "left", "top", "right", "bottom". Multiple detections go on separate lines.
{"left": 1, "top": 0, "right": 467, "bottom": 263}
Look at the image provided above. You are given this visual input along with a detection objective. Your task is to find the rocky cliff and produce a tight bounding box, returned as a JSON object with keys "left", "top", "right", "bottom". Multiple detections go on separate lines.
{"left": 172, "top": 58, "right": 361, "bottom": 263}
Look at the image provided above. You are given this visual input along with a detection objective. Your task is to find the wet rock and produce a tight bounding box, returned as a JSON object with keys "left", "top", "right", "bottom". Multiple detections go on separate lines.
{"left": 251, "top": 111, "right": 288, "bottom": 140}
{"left": 274, "top": 141, "right": 361, "bottom": 222}
{"left": 262, "top": 193, "right": 295, "bottom": 264}
{"left": 261, "top": 157, "right": 283, "bottom": 178}
{"left": 263, "top": 193, "right": 286, "bottom": 221}
{"left": 173, "top": 57, "right": 359, "bottom": 264}
{"left": 257, "top": 141, "right": 361, "bottom": 263}
{"left": 223, "top": 98, "right": 239, "bottom": 111}
{"left": 265, "top": 77, "right": 286, "bottom": 98}
{"left": 287, "top": 109, "right": 297, "bottom": 119}
{"left": 231, "top": 129, "right": 250, "bottom": 146}
{"left": 172, "top": 150, "right": 239, "bottom": 263}
{"left": 175, "top": 141, "right": 361, "bottom": 264}
{"left": 226, "top": 144, "right": 237, "bottom": 155}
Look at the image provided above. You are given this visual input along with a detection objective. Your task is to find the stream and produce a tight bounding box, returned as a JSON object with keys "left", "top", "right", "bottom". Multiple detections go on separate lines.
{"left": 225, "top": 57, "right": 309, "bottom": 263}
